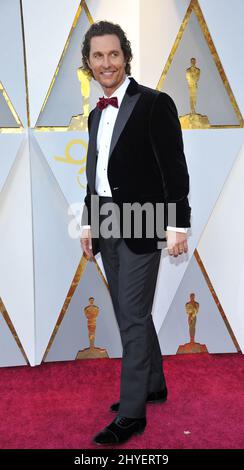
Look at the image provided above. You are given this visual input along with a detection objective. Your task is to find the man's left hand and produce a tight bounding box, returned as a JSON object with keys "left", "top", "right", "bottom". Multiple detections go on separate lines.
{"left": 166, "top": 230, "right": 188, "bottom": 257}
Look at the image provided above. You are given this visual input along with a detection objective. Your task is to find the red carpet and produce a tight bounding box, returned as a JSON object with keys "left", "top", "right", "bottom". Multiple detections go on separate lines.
{"left": 0, "top": 353, "right": 243, "bottom": 449}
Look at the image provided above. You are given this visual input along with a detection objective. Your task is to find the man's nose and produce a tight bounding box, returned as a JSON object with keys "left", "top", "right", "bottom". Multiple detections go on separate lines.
{"left": 102, "top": 55, "right": 111, "bottom": 68}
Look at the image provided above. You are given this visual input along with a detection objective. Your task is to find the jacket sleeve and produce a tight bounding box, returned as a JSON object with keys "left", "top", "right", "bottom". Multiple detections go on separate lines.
{"left": 150, "top": 92, "right": 191, "bottom": 228}
{"left": 81, "top": 110, "right": 94, "bottom": 227}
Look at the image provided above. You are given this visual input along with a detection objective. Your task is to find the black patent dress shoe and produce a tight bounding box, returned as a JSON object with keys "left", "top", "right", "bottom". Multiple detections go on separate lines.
{"left": 110, "top": 387, "right": 168, "bottom": 413}
{"left": 92, "top": 415, "right": 147, "bottom": 445}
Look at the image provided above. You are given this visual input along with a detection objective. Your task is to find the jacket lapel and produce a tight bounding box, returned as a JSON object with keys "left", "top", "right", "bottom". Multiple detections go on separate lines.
{"left": 86, "top": 106, "right": 101, "bottom": 192}
{"left": 86, "top": 78, "right": 141, "bottom": 192}
{"left": 108, "top": 78, "right": 141, "bottom": 161}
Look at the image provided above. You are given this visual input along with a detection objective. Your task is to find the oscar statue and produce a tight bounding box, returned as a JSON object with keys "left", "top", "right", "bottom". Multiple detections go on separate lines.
{"left": 177, "top": 293, "right": 208, "bottom": 354}
{"left": 69, "top": 68, "right": 91, "bottom": 131}
{"left": 76, "top": 297, "right": 108, "bottom": 359}
{"left": 180, "top": 58, "right": 210, "bottom": 129}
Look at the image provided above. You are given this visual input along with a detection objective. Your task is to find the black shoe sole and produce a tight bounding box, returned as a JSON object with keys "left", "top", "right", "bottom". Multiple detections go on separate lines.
{"left": 92, "top": 426, "right": 146, "bottom": 445}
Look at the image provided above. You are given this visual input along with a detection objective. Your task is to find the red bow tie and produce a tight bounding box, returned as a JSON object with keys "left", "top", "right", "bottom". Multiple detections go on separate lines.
{"left": 96, "top": 96, "right": 119, "bottom": 110}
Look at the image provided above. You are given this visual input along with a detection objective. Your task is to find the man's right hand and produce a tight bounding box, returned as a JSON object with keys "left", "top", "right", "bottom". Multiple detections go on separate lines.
{"left": 80, "top": 227, "right": 93, "bottom": 259}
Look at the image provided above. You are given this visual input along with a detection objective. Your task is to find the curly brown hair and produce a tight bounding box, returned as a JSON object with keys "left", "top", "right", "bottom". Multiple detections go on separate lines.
{"left": 81, "top": 21, "right": 133, "bottom": 78}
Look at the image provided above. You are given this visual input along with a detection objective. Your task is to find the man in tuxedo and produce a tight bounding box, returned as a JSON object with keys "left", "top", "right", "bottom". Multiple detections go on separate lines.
{"left": 80, "top": 21, "right": 191, "bottom": 446}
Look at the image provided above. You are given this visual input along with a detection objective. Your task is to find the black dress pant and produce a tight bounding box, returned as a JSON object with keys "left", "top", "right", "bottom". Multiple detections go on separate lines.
{"left": 98, "top": 196, "right": 167, "bottom": 418}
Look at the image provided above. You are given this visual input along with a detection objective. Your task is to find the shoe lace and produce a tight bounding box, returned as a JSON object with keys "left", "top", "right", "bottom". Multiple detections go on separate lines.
{"left": 116, "top": 416, "right": 130, "bottom": 426}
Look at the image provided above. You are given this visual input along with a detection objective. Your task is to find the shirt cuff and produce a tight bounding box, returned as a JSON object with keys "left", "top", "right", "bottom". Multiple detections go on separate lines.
{"left": 167, "top": 226, "right": 188, "bottom": 233}
{"left": 82, "top": 225, "right": 187, "bottom": 233}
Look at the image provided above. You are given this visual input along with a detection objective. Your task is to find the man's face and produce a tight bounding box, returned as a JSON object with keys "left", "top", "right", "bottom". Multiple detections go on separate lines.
{"left": 88, "top": 34, "right": 126, "bottom": 96}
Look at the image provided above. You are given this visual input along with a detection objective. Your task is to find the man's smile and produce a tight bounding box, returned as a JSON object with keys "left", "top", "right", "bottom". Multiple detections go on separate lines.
{"left": 101, "top": 71, "right": 116, "bottom": 76}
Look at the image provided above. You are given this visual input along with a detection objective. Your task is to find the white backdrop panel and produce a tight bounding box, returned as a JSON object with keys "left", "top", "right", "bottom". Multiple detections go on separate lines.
{"left": 198, "top": 141, "right": 244, "bottom": 351}
{"left": 0, "top": 133, "right": 25, "bottom": 193}
{"left": 0, "top": 133, "right": 35, "bottom": 364}
{"left": 29, "top": 131, "right": 83, "bottom": 364}
{"left": 0, "top": 0, "right": 243, "bottom": 367}
{"left": 199, "top": 0, "right": 244, "bottom": 117}
{"left": 0, "top": 0, "right": 27, "bottom": 126}
{"left": 0, "top": 93, "right": 20, "bottom": 127}
{"left": 158, "top": 255, "right": 237, "bottom": 355}
{"left": 34, "top": 131, "right": 88, "bottom": 211}
{"left": 45, "top": 259, "right": 122, "bottom": 362}
{"left": 36, "top": 7, "right": 91, "bottom": 127}
{"left": 153, "top": 129, "right": 244, "bottom": 332}
{"left": 160, "top": 11, "right": 238, "bottom": 125}
{"left": 0, "top": 312, "right": 27, "bottom": 367}
{"left": 140, "top": 0, "right": 190, "bottom": 87}
{"left": 22, "top": 0, "right": 81, "bottom": 126}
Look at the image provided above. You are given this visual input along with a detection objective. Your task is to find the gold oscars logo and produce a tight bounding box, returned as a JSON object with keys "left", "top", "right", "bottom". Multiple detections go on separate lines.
{"left": 53, "top": 138, "right": 88, "bottom": 188}
{"left": 76, "top": 297, "right": 108, "bottom": 359}
{"left": 180, "top": 58, "right": 210, "bottom": 129}
{"left": 52, "top": 69, "right": 92, "bottom": 189}
{"left": 177, "top": 293, "right": 208, "bottom": 354}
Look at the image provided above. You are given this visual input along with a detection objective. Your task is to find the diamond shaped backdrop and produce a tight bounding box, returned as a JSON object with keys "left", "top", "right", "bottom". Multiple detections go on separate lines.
{"left": 0, "top": 0, "right": 243, "bottom": 367}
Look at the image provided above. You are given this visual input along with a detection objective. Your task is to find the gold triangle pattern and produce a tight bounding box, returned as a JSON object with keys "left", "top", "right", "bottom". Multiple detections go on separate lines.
{"left": 0, "top": 297, "right": 29, "bottom": 364}
{"left": 42, "top": 254, "right": 109, "bottom": 362}
{"left": 0, "top": 0, "right": 28, "bottom": 133}
{"left": 194, "top": 249, "right": 241, "bottom": 352}
{"left": 156, "top": 0, "right": 243, "bottom": 128}
{"left": 0, "top": 81, "right": 24, "bottom": 133}
{"left": 34, "top": 0, "right": 93, "bottom": 132}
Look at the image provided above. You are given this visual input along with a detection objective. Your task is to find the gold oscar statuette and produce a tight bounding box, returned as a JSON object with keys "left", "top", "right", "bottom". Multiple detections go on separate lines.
{"left": 76, "top": 297, "right": 108, "bottom": 359}
{"left": 177, "top": 293, "right": 208, "bottom": 354}
{"left": 179, "top": 58, "right": 210, "bottom": 129}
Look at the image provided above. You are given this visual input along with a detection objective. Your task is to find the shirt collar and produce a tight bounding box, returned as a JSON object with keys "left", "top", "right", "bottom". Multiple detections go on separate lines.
{"left": 103, "top": 75, "right": 130, "bottom": 107}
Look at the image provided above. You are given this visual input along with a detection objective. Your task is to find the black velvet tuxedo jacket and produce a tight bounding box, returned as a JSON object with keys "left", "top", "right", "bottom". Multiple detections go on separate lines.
{"left": 82, "top": 77, "right": 191, "bottom": 255}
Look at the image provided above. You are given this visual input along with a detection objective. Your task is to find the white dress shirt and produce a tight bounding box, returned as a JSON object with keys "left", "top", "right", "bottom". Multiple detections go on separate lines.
{"left": 95, "top": 76, "right": 130, "bottom": 196}
{"left": 83, "top": 75, "right": 187, "bottom": 234}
